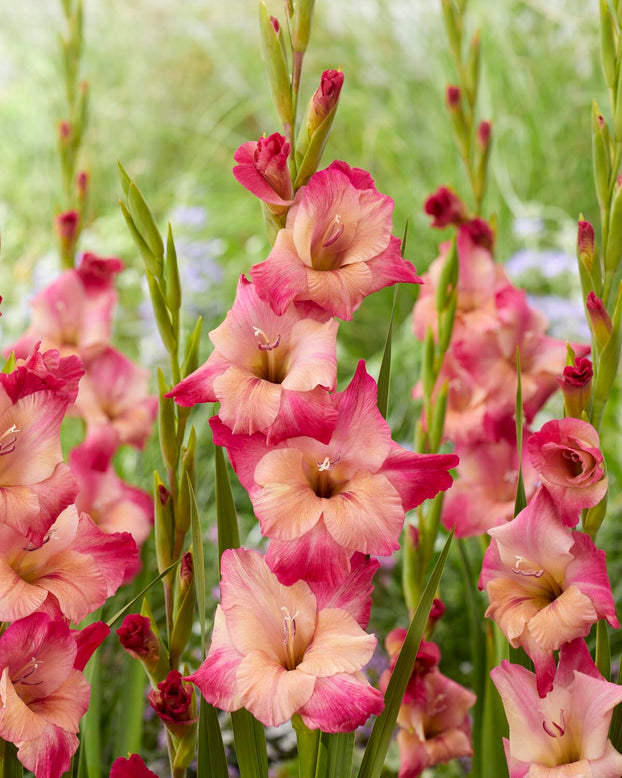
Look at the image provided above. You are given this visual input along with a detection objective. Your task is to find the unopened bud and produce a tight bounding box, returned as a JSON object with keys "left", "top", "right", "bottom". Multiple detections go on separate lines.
{"left": 446, "top": 85, "right": 461, "bottom": 110}
{"left": 586, "top": 291, "right": 613, "bottom": 348}
{"left": 477, "top": 120, "right": 492, "bottom": 149}
{"left": 117, "top": 614, "right": 160, "bottom": 673}
{"left": 307, "top": 69, "right": 344, "bottom": 136}
{"left": 408, "top": 524, "right": 420, "bottom": 549}
{"left": 424, "top": 186, "right": 467, "bottom": 229}
{"left": 179, "top": 551, "right": 193, "bottom": 596}
{"left": 269, "top": 14, "right": 280, "bottom": 33}
{"left": 557, "top": 357, "right": 593, "bottom": 418}
{"left": 578, "top": 220, "right": 595, "bottom": 270}
{"left": 461, "top": 218, "right": 495, "bottom": 252}
{"left": 58, "top": 120, "right": 73, "bottom": 146}
{"left": 54, "top": 209, "right": 80, "bottom": 263}
{"left": 291, "top": 0, "right": 314, "bottom": 54}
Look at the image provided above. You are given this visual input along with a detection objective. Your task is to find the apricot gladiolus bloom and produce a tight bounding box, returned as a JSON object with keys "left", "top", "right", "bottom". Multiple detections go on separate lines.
{"left": 251, "top": 161, "right": 421, "bottom": 320}
{"left": 527, "top": 417, "right": 607, "bottom": 527}
{"left": 213, "top": 362, "right": 457, "bottom": 568}
{"left": 0, "top": 346, "right": 82, "bottom": 545}
{"left": 480, "top": 489, "right": 618, "bottom": 696}
{"left": 0, "top": 613, "right": 92, "bottom": 778}
{"left": 492, "top": 639, "right": 622, "bottom": 777}
{"left": 168, "top": 275, "right": 338, "bottom": 444}
{"left": 0, "top": 505, "right": 137, "bottom": 623}
{"left": 187, "top": 548, "right": 384, "bottom": 731}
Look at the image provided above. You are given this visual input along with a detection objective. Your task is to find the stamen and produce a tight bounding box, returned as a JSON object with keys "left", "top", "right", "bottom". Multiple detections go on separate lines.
{"left": 22, "top": 530, "right": 55, "bottom": 552}
{"left": 512, "top": 555, "right": 545, "bottom": 579}
{"left": 14, "top": 657, "right": 43, "bottom": 686}
{"left": 317, "top": 452, "right": 342, "bottom": 472}
{"left": 253, "top": 327, "right": 281, "bottom": 352}
{"left": 281, "top": 607, "right": 300, "bottom": 670}
{"left": 0, "top": 424, "right": 19, "bottom": 456}
{"left": 322, "top": 214, "right": 345, "bottom": 248}
{"left": 542, "top": 709, "right": 565, "bottom": 738}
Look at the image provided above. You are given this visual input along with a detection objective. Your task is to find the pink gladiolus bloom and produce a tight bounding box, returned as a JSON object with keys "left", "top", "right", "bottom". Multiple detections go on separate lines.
{"left": 380, "top": 632, "right": 476, "bottom": 777}
{"left": 187, "top": 548, "right": 384, "bottom": 731}
{"left": 479, "top": 489, "right": 618, "bottom": 696}
{"left": 167, "top": 275, "right": 339, "bottom": 444}
{"left": 442, "top": 422, "right": 538, "bottom": 537}
{"left": 527, "top": 418, "right": 607, "bottom": 527}
{"left": 0, "top": 613, "right": 92, "bottom": 778}
{"left": 110, "top": 754, "right": 159, "bottom": 778}
{"left": 251, "top": 161, "right": 421, "bottom": 320}
{"left": 413, "top": 219, "right": 507, "bottom": 342}
{"left": 0, "top": 505, "right": 137, "bottom": 623}
{"left": 70, "top": 431, "right": 153, "bottom": 552}
{"left": 212, "top": 362, "right": 457, "bottom": 570}
{"left": 0, "top": 346, "right": 82, "bottom": 545}
{"left": 71, "top": 345, "right": 158, "bottom": 449}
{"left": 492, "top": 638, "right": 622, "bottom": 777}
{"left": 233, "top": 133, "right": 293, "bottom": 209}
{"left": 8, "top": 252, "right": 123, "bottom": 359}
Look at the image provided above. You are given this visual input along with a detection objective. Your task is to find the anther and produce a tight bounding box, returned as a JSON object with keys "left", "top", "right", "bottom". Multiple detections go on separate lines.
{"left": 0, "top": 424, "right": 19, "bottom": 456}
{"left": 253, "top": 327, "right": 281, "bottom": 352}
{"left": 322, "top": 215, "right": 345, "bottom": 248}
{"left": 317, "top": 452, "right": 342, "bottom": 471}
{"left": 512, "top": 555, "right": 545, "bottom": 579}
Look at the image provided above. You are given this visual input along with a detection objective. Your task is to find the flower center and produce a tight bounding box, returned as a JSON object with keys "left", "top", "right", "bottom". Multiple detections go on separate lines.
{"left": 561, "top": 449, "right": 584, "bottom": 478}
{"left": 542, "top": 709, "right": 565, "bottom": 738}
{"left": 253, "top": 326, "right": 283, "bottom": 383}
{"left": 315, "top": 452, "right": 342, "bottom": 498}
{"left": 12, "top": 657, "right": 43, "bottom": 687}
{"left": 281, "top": 607, "right": 299, "bottom": 670}
{"left": 312, "top": 214, "right": 349, "bottom": 271}
{"left": 0, "top": 424, "right": 19, "bottom": 456}
{"left": 322, "top": 214, "right": 345, "bottom": 248}
{"left": 512, "top": 555, "right": 545, "bottom": 579}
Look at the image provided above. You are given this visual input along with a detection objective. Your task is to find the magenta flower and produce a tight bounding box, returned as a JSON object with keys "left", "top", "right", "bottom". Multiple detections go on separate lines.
{"left": 167, "top": 275, "right": 339, "bottom": 444}
{"left": 492, "top": 639, "right": 622, "bottom": 777}
{"left": 233, "top": 133, "right": 293, "bottom": 210}
{"left": 251, "top": 161, "right": 421, "bottom": 320}
{"left": 212, "top": 362, "right": 457, "bottom": 569}
{"left": 117, "top": 614, "right": 160, "bottom": 672}
{"left": 0, "top": 505, "right": 137, "bottom": 623}
{"left": 0, "top": 346, "right": 82, "bottom": 545}
{"left": 148, "top": 670, "right": 197, "bottom": 738}
{"left": 423, "top": 185, "right": 468, "bottom": 229}
{"left": 186, "top": 548, "right": 384, "bottom": 731}
{"left": 0, "top": 613, "right": 92, "bottom": 778}
{"left": 110, "top": 754, "right": 159, "bottom": 778}
{"left": 479, "top": 489, "right": 618, "bottom": 696}
{"left": 527, "top": 418, "right": 607, "bottom": 527}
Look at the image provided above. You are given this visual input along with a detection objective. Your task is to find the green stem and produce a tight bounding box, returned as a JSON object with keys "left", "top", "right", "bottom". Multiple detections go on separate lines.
{"left": 293, "top": 714, "right": 320, "bottom": 778}
{"left": 0, "top": 739, "right": 22, "bottom": 778}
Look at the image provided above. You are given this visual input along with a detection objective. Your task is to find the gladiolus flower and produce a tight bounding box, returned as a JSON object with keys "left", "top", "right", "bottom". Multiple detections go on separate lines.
{"left": 0, "top": 505, "right": 137, "bottom": 624}
{"left": 233, "top": 133, "right": 293, "bottom": 210}
{"left": 380, "top": 632, "right": 476, "bottom": 777}
{"left": 212, "top": 362, "right": 457, "bottom": 579}
{"left": 71, "top": 345, "right": 158, "bottom": 450}
{"left": 479, "top": 489, "right": 618, "bottom": 696}
{"left": 251, "top": 161, "right": 421, "bottom": 320}
{"left": 0, "top": 346, "right": 82, "bottom": 545}
{"left": 556, "top": 357, "right": 592, "bottom": 418}
{"left": 148, "top": 670, "right": 197, "bottom": 738}
{"left": 0, "top": 613, "right": 92, "bottom": 778}
{"left": 167, "top": 275, "right": 339, "bottom": 444}
{"left": 187, "top": 548, "right": 384, "bottom": 731}
{"left": 110, "top": 754, "right": 159, "bottom": 778}
{"left": 306, "top": 69, "right": 344, "bottom": 134}
{"left": 423, "top": 186, "right": 467, "bottom": 229}
{"left": 492, "top": 639, "right": 622, "bottom": 777}
{"left": 527, "top": 418, "right": 607, "bottom": 527}
{"left": 8, "top": 252, "right": 123, "bottom": 359}
{"left": 117, "top": 614, "right": 160, "bottom": 673}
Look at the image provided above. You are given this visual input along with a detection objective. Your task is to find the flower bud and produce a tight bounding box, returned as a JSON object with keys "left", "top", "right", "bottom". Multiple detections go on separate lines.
{"left": 556, "top": 357, "right": 593, "bottom": 418}
{"left": 477, "top": 119, "right": 492, "bottom": 150}
{"left": 424, "top": 186, "right": 467, "bottom": 228}
{"left": 75, "top": 169, "right": 89, "bottom": 210}
{"left": 578, "top": 220, "right": 595, "bottom": 271}
{"left": 291, "top": 0, "right": 314, "bottom": 54}
{"left": 148, "top": 670, "right": 197, "bottom": 739}
{"left": 54, "top": 209, "right": 80, "bottom": 264}
{"left": 233, "top": 133, "right": 293, "bottom": 213}
{"left": 462, "top": 217, "right": 495, "bottom": 251}
{"left": 307, "top": 69, "right": 344, "bottom": 137}
{"left": 446, "top": 86, "right": 469, "bottom": 160}
{"left": 170, "top": 551, "right": 196, "bottom": 667}
{"left": 446, "top": 84, "right": 461, "bottom": 110}
{"left": 58, "top": 120, "right": 73, "bottom": 147}
{"left": 117, "top": 614, "right": 160, "bottom": 673}
{"left": 586, "top": 291, "right": 613, "bottom": 348}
